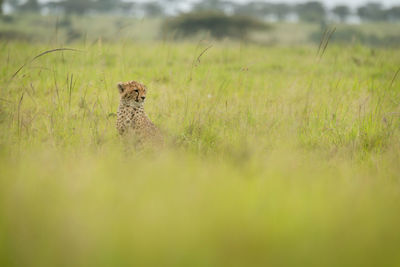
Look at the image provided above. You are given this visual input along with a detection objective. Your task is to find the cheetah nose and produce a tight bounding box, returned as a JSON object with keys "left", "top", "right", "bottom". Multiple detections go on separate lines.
{"left": 141, "top": 96, "right": 146, "bottom": 100}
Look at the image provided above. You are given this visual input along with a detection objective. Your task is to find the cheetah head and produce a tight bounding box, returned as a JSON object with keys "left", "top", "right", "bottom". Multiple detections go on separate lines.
{"left": 117, "top": 80, "right": 147, "bottom": 107}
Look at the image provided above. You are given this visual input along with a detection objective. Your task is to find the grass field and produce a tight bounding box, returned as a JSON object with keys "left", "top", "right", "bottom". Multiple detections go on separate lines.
{"left": 1, "top": 39, "right": 400, "bottom": 266}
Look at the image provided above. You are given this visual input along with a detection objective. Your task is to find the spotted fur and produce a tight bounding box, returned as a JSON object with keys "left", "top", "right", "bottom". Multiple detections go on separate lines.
{"left": 116, "top": 80, "right": 162, "bottom": 146}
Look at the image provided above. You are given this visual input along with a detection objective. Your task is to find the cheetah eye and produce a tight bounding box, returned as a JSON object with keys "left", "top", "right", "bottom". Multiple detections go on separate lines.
{"left": 134, "top": 89, "right": 139, "bottom": 93}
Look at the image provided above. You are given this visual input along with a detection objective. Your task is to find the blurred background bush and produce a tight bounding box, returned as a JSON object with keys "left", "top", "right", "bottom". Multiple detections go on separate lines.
{"left": 163, "top": 12, "right": 270, "bottom": 40}
{"left": 0, "top": 0, "right": 400, "bottom": 46}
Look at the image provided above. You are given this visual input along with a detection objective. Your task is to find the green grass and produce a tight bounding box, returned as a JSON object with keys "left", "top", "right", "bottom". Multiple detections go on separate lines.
{"left": 0, "top": 40, "right": 400, "bottom": 266}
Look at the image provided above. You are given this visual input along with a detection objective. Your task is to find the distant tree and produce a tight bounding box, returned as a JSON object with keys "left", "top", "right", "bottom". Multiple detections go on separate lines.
{"left": 220, "top": 1, "right": 237, "bottom": 14}
{"left": 233, "top": 3, "right": 254, "bottom": 16}
{"left": 19, "top": 0, "right": 40, "bottom": 13}
{"left": 4, "top": 0, "right": 20, "bottom": 11}
{"left": 193, "top": 0, "right": 225, "bottom": 13}
{"left": 0, "top": 0, "right": 3, "bottom": 14}
{"left": 234, "top": 2, "right": 261, "bottom": 17}
{"left": 272, "top": 3, "right": 291, "bottom": 21}
{"left": 58, "top": 0, "right": 94, "bottom": 15}
{"left": 164, "top": 12, "right": 269, "bottom": 40}
{"left": 45, "top": 1, "right": 60, "bottom": 14}
{"left": 357, "top": 3, "right": 386, "bottom": 22}
{"left": 296, "top": 1, "right": 326, "bottom": 23}
{"left": 142, "top": 1, "right": 164, "bottom": 17}
{"left": 117, "top": 1, "right": 135, "bottom": 15}
{"left": 160, "top": 0, "right": 185, "bottom": 15}
{"left": 235, "top": 2, "right": 280, "bottom": 20}
{"left": 257, "top": 2, "right": 274, "bottom": 19}
{"left": 6, "top": 0, "right": 19, "bottom": 9}
{"left": 387, "top": 6, "right": 400, "bottom": 21}
{"left": 332, "top": 5, "right": 350, "bottom": 22}
{"left": 94, "top": 0, "right": 119, "bottom": 13}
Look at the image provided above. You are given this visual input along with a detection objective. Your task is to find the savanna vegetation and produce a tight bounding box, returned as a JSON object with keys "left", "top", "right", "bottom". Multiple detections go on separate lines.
{"left": 1, "top": 1, "right": 400, "bottom": 266}
{"left": 1, "top": 38, "right": 400, "bottom": 266}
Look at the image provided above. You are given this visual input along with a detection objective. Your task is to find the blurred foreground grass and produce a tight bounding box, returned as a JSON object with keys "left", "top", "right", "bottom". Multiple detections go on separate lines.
{"left": 0, "top": 41, "right": 400, "bottom": 266}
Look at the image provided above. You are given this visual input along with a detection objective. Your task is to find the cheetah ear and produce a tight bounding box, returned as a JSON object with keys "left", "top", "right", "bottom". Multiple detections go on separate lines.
{"left": 117, "top": 82, "right": 125, "bottom": 94}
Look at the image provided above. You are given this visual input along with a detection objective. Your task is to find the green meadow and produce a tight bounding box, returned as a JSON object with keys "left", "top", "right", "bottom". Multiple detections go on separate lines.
{"left": 1, "top": 33, "right": 400, "bottom": 265}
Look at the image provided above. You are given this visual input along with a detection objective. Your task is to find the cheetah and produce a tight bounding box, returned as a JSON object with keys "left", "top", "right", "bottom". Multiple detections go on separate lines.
{"left": 116, "top": 80, "right": 162, "bottom": 147}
